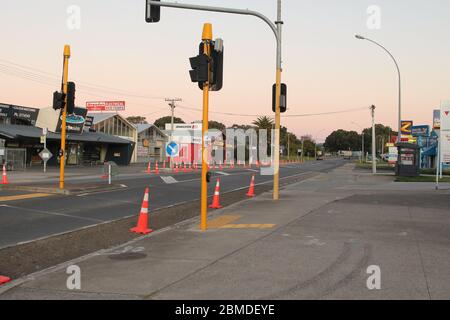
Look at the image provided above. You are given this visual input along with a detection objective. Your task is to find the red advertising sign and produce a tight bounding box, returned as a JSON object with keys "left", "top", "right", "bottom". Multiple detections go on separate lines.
{"left": 86, "top": 101, "right": 126, "bottom": 112}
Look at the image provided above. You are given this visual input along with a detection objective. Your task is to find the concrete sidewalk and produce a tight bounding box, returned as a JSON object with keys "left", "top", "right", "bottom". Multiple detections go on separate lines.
{"left": 1, "top": 164, "right": 449, "bottom": 299}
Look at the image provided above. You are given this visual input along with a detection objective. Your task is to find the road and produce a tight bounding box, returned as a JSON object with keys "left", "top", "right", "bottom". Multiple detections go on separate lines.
{"left": 0, "top": 159, "right": 345, "bottom": 249}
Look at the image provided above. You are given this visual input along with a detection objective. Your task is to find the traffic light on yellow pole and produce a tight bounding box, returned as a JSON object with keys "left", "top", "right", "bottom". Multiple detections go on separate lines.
{"left": 59, "top": 45, "right": 71, "bottom": 190}
{"left": 200, "top": 23, "right": 212, "bottom": 231}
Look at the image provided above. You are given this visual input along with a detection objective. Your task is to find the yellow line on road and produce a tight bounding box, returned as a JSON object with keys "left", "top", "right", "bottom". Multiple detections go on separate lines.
{"left": 0, "top": 193, "right": 53, "bottom": 202}
{"left": 220, "top": 224, "right": 276, "bottom": 229}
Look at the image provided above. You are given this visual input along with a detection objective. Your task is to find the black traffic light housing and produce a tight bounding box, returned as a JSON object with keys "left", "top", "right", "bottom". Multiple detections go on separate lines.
{"left": 66, "top": 82, "right": 76, "bottom": 114}
{"left": 189, "top": 54, "right": 209, "bottom": 85}
{"left": 272, "top": 83, "right": 287, "bottom": 113}
{"left": 53, "top": 91, "right": 66, "bottom": 110}
{"left": 189, "top": 40, "right": 224, "bottom": 91}
{"left": 145, "top": 0, "right": 161, "bottom": 23}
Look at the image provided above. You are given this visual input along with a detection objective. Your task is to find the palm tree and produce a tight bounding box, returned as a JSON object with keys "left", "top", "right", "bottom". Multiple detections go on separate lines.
{"left": 252, "top": 116, "right": 274, "bottom": 130}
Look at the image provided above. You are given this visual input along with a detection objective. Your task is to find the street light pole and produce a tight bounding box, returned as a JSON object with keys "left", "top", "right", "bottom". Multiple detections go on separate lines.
{"left": 165, "top": 98, "right": 182, "bottom": 167}
{"left": 355, "top": 35, "right": 401, "bottom": 144}
{"left": 371, "top": 105, "right": 377, "bottom": 174}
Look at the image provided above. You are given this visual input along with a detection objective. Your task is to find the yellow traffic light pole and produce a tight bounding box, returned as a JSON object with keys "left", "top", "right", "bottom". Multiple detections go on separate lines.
{"left": 200, "top": 23, "right": 212, "bottom": 231}
{"left": 59, "top": 45, "right": 71, "bottom": 190}
{"left": 147, "top": 0, "right": 284, "bottom": 201}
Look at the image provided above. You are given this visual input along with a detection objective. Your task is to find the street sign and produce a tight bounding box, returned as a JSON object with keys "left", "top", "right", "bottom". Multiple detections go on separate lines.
{"left": 166, "top": 141, "right": 179, "bottom": 157}
{"left": 40, "top": 136, "right": 46, "bottom": 144}
{"left": 39, "top": 148, "right": 53, "bottom": 161}
{"left": 441, "top": 101, "right": 450, "bottom": 163}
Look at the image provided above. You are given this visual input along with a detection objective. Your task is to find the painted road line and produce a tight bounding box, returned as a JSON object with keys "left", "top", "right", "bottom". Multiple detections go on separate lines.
{"left": 207, "top": 215, "right": 242, "bottom": 229}
{"left": 216, "top": 171, "right": 230, "bottom": 176}
{"left": 220, "top": 224, "right": 276, "bottom": 229}
{"left": 0, "top": 204, "right": 104, "bottom": 223}
{"left": 0, "top": 193, "right": 52, "bottom": 203}
{"left": 160, "top": 176, "right": 178, "bottom": 184}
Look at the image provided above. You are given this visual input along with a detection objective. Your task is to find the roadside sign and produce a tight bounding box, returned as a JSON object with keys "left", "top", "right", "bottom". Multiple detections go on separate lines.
{"left": 40, "top": 136, "right": 46, "bottom": 144}
{"left": 39, "top": 148, "right": 53, "bottom": 161}
{"left": 166, "top": 141, "right": 179, "bottom": 157}
{"left": 441, "top": 101, "right": 450, "bottom": 163}
{"left": 86, "top": 101, "right": 126, "bottom": 112}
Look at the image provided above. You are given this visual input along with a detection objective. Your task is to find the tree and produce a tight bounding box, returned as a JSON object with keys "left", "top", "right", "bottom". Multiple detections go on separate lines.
{"left": 252, "top": 116, "right": 274, "bottom": 130}
{"left": 362, "top": 124, "right": 396, "bottom": 155}
{"left": 126, "top": 116, "right": 147, "bottom": 124}
{"left": 208, "top": 120, "right": 226, "bottom": 131}
{"left": 324, "top": 130, "right": 361, "bottom": 152}
{"left": 154, "top": 116, "right": 185, "bottom": 129}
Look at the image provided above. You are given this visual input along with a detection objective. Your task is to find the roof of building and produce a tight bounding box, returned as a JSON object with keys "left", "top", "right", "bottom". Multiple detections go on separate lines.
{"left": 136, "top": 123, "right": 167, "bottom": 137}
{"left": 0, "top": 124, "right": 133, "bottom": 145}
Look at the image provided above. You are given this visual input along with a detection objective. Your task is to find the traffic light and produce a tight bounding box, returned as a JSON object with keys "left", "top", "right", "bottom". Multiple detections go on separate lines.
{"left": 272, "top": 83, "right": 287, "bottom": 113}
{"left": 53, "top": 91, "right": 66, "bottom": 110}
{"left": 145, "top": 0, "right": 160, "bottom": 23}
{"left": 66, "top": 82, "right": 76, "bottom": 114}
{"left": 192, "top": 40, "right": 224, "bottom": 91}
{"left": 189, "top": 54, "right": 209, "bottom": 85}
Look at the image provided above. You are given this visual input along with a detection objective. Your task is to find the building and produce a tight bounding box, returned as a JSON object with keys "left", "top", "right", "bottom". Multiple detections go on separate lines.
{"left": 136, "top": 124, "right": 168, "bottom": 163}
{"left": 0, "top": 103, "right": 135, "bottom": 169}
{"left": 89, "top": 113, "right": 138, "bottom": 163}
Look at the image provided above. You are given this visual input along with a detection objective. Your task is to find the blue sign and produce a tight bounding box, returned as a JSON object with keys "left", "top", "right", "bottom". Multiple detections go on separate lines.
{"left": 412, "top": 125, "right": 430, "bottom": 137}
{"left": 166, "top": 141, "right": 179, "bottom": 157}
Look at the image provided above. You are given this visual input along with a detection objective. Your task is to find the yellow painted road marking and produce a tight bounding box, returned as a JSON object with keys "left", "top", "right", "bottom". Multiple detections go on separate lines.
{"left": 207, "top": 215, "right": 242, "bottom": 229}
{"left": 220, "top": 224, "right": 276, "bottom": 229}
{"left": 0, "top": 193, "right": 52, "bottom": 202}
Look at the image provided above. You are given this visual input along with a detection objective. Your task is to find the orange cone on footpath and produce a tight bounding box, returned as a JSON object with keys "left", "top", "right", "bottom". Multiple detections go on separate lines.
{"left": 154, "top": 162, "right": 159, "bottom": 175}
{"left": 130, "top": 188, "right": 153, "bottom": 235}
{"left": 1, "top": 164, "right": 9, "bottom": 185}
{"left": 246, "top": 175, "right": 256, "bottom": 197}
{"left": 0, "top": 275, "right": 11, "bottom": 285}
{"left": 209, "top": 179, "right": 223, "bottom": 209}
{"left": 146, "top": 162, "right": 151, "bottom": 174}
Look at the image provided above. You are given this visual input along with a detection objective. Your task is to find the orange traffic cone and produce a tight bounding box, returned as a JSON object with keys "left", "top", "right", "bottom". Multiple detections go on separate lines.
{"left": 0, "top": 275, "right": 11, "bottom": 285}
{"left": 175, "top": 164, "right": 180, "bottom": 173}
{"left": 246, "top": 175, "right": 256, "bottom": 197}
{"left": 1, "top": 165, "right": 9, "bottom": 185}
{"left": 146, "top": 162, "right": 151, "bottom": 174}
{"left": 209, "top": 179, "right": 223, "bottom": 209}
{"left": 130, "top": 188, "right": 153, "bottom": 235}
{"left": 154, "top": 162, "right": 159, "bottom": 175}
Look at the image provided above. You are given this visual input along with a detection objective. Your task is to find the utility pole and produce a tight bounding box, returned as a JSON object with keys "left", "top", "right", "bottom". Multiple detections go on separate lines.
{"left": 165, "top": 98, "right": 182, "bottom": 166}
{"left": 371, "top": 105, "right": 377, "bottom": 174}
{"left": 301, "top": 138, "right": 304, "bottom": 163}
{"left": 200, "top": 23, "right": 212, "bottom": 231}
{"left": 287, "top": 133, "right": 290, "bottom": 160}
{"left": 59, "top": 45, "right": 71, "bottom": 190}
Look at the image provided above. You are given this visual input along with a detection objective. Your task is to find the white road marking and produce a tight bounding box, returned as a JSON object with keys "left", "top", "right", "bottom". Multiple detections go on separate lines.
{"left": 1, "top": 204, "right": 103, "bottom": 223}
{"left": 161, "top": 176, "right": 178, "bottom": 184}
{"left": 216, "top": 171, "right": 230, "bottom": 176}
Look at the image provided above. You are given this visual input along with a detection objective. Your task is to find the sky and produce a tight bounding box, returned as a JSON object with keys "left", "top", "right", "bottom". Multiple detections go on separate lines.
{"left": 1, "top": 0, "right": 449, "bottom": 142}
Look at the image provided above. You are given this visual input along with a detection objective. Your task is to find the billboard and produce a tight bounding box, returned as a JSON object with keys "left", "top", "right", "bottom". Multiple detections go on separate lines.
{"left": 56, "top": 107, "right": 88, "bottom": 134}
{"left": 401, "top": 120, "right": 413, "bottom": 141}
{"left": 165, "top": 123, "right": 202, "bottom": 131}
{"left": 0, "top": 103, "right": 39, "bottom": 125}
{"left": 86, "top": 101, "right": 125, "bottom": 112}
{"left": 433, "top": 109, "right": 441, "bottom": 129}
{"left": 411, "top": 125, "right": 430, "bottom": 137}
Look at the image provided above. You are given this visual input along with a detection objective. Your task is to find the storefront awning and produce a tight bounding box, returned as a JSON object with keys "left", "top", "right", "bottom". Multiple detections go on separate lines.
{"left": 0, "top": 124, "right": 132, "bottom": 145}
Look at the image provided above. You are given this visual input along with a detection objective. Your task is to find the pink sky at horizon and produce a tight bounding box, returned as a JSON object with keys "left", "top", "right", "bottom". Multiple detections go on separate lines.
{"left": 1, "top": 0, "right": 449, "bottom": 142}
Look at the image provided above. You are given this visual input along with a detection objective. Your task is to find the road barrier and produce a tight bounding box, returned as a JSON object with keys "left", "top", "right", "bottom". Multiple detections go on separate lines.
{"left": 1, "top": 164, "right": 9, "bottom": 185}
{"left": 246, "top": 175, "right": 256, "bottom": 197}
{"left": 130, "top": 187, "right": 153, "bottom": 235}
{"left": 0, "top": 275, "right": 11, "bottom": 285}
{"left": 209, "top": 178, "right": 223, "bottom": 209}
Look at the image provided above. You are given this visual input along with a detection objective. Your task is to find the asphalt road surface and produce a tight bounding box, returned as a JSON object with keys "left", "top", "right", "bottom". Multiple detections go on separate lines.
{"left": 0, "top": 159, "right": 345, "bottom": 249}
